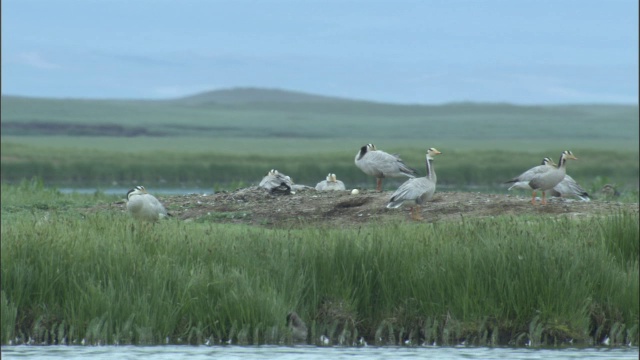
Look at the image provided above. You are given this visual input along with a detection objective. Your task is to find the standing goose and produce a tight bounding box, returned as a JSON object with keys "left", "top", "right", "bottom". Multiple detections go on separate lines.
{"left": 259, "top": 169, "right": 294, "bottom": 194}
{"left": 506, "top": 157, "right": 556, "bottom": 191}
{"left": 355, "top": 143, "right": 418, "bottom": 192}
{"left": 527, "top": 150, "right": 578, "bottom": 205}
{"left": 387, "top": 148, "right": 442, "bottom": 220}
{"left": 315, "top": 173, "right": 346, "bottom": 191}
{"left": 126, "top": 185, "right": 169, "bottom": 222}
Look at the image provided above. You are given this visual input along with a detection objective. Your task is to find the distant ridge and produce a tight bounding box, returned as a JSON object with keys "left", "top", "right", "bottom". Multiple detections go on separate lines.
{"left": 173, "top": 87, "right": 355, "bottom": 105}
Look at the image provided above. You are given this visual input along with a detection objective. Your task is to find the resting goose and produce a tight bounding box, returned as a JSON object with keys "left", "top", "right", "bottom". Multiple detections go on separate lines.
{"left": 549, "top": 174, "right": 590, "bottom": 201}
{"left": 126, "top": 185, "right": 169, "bottom": 222}
{"left": 387, "top": 148, "right": 442, "bottom": 220}
{"left": 259, "top": 169, "right": 294, "bottom": 194}
{"left": 315, "top": 173, "right": 346, "bottom": 191}
{"left": 527, "top": 150, "right": 578, "bottom": 205}
{"left": 355, "top": 143, "right": 418, "bottom": 192}
{"left": 506, "top": 157, "right": 556, "bottom": 191}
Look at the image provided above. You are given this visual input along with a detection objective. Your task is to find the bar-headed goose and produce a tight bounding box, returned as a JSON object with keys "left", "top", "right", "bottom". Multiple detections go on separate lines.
{"left": 315, "top": 173, "right": 346, "bottom": 191}
{"left": 549, "top": 174, "right": 590, "bottom": 201}
{"left": 126, "top": 185, "right": 169, "bottom": 222}
{"left": 259, "top": 169, "right": 294, "bottom": 194}
{"left": 527, "top": 150, "right": 578, "bottom": 205}
{"left": 355, "top": 143, "right": 418, "bottom": 192}
{"left": 506, "top": 157, "right": 556, "bottom": 191}
{"left": 386, "top": 148, "right": 442, "bottom": 220}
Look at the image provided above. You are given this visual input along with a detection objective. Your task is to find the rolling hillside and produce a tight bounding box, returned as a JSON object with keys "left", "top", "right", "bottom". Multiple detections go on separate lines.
{"left": 1, "top": 88, "right": 638, "bottom": 142}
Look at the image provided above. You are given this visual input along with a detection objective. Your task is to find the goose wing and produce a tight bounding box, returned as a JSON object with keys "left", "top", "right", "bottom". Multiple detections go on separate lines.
{"left": 315, "top": 180, "right": 328, "bottom": 191}
{"left": 360, "top": 150, "right": 418, "bottom": 178}
{"left": 146, "top": 194, "right": 169, "bottom": 217}
{"left": 553, "top": 175, "right": 590, "bottom": 201}
{"left": 506, "top": 164, "right": 554, "bottom": 184}
{"left": 387, "top": 177, "right": 434, "bottom": 208}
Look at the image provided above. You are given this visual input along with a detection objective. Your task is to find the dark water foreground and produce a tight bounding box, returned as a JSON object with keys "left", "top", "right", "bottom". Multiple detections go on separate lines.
{"left": 1, "top": 345, "right": 638, "bottom": 360}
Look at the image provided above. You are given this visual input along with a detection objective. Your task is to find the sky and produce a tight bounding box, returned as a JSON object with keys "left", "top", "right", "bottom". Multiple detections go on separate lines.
{"left": 2, "top": 0, "right": 638, "bottom": 104}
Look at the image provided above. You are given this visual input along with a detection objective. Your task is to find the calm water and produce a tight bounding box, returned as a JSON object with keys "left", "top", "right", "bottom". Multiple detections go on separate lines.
{"left": 1, "top": 345, "right": 638, "bottom": 360}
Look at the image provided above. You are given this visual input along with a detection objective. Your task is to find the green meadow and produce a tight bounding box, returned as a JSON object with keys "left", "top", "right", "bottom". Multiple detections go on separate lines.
{"left": 1, "top": 89, "right": 638, "bottom": 191}
{"left": 1, "top": 180, "right": 638, "bottom": 346}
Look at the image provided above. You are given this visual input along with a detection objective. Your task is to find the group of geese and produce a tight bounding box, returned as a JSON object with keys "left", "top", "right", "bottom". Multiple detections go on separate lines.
{"left": 353, "top": 144, "right": 586, "bottom": 219}
{"left": 126, "top": 143, "right": 592, "bottom": 222}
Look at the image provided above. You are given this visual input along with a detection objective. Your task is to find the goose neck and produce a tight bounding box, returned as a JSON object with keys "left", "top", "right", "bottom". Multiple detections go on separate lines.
{"left": 425, "top": 157, "right": 435, "bottom": 181}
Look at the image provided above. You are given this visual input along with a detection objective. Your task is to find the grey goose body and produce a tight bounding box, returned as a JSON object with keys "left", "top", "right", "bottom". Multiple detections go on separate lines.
{"left": 387, "top": 148, "right": 442, "bottom": 220}
{"left": 355, "top": 144, "right": 418, "bottom": 192}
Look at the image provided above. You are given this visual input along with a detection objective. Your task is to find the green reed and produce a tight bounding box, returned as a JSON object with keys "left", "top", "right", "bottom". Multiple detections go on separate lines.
{"left": 1, "top": 184, "right": 638, "bottom": 346}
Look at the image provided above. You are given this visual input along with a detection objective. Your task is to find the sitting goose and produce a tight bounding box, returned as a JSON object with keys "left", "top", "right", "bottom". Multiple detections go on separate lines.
{"left": 527, "top": 150, "right": 578, "bottom": 205}
{"left": 355, "top": 143, "right": 418, "bottom": 192}
{"left": 126, "top": 185, "right": 169, "bottom": 222}
{"left": 506, "top": 157, "right": 556, "bottom": 191}
{"left": 259, "top": 169, "right": 294, "bottom": 194}
{"left": 315, "top": 173, "right": 346, "bottom": 191}
{"left": 549, "top": 174, "right": 590, "bottom": 201}
{"left": 387, "top": 148, "right": 442, "bottom": 220}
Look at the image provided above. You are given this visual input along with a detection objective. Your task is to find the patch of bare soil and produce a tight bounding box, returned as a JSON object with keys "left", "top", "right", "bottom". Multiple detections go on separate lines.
{"left": 93, "top": 187, "right": 639, "bottom": 228}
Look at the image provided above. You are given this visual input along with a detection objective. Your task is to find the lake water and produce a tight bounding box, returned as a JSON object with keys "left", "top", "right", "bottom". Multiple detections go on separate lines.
{"left": 1, "top": 345, "right": 638, "bottom": 360}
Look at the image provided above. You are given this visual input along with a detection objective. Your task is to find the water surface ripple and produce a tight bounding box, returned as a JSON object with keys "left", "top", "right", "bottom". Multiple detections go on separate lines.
{"left": 2, "top": 345, "right": 638, "bottom": 360}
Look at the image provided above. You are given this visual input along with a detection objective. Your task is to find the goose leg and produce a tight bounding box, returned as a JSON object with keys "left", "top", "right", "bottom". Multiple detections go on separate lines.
{"left": 541, "top": 191, "right": 547, "bottom": 205}
{"left": 376, "top": 178, "right": 382, "bottom": 192}
{"left": 412, "top": 205, "right": 423, "bottom": 220}
{"left": 531, "top": 191, "right": 537, "bottom": 205}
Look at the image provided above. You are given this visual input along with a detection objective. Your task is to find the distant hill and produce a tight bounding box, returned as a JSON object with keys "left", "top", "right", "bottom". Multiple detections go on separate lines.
{"left": 1, "top": 88, "right": 638, "bottom": 143}
{"left": 172, "top": 87, "right": 355, "bottom": 106}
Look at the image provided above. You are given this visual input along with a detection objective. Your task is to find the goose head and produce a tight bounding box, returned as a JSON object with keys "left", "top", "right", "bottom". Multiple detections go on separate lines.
{"left": 541, "top": 157, "right": 557, "bottom": 166}
{"left": 562, "top": 150, "right": 578, "bottom": 160}
{"left": 356, "top": 143, "right": 376, "bottom": 160}
{"left": 426, "top": 147, "right": 442, "bottom": 160}
{"left": 330, "top": 173, "right": 338, "bottom": 182}
{"left": 126, "top": 185, "right": 148, "bottom": 200}
{"left": 557, "top": 150, "right": 578, "bottom": 167}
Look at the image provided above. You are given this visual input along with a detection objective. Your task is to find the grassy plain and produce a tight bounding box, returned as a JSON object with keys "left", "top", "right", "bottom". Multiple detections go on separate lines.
{"left": 1, "top": 90, "right": 638, "bottom": 191}
{"left": 1, "top": 180, "right": 638, "bottom": 346}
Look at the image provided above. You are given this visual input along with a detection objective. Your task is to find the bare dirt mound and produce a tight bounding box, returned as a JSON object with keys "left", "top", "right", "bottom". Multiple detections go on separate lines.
{"left": 96, "top": 187, "right": 639, "bottom": 228}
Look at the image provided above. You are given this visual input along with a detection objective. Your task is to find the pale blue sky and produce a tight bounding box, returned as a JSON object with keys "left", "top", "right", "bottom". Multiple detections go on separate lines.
{"left": 2, "top": 0, "right": 638, "bottom": 104}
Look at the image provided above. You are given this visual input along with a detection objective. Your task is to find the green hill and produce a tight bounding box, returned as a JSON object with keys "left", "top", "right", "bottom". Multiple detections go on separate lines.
{"left": 1, "top": 88, "right": 638, "bottom": 142}
{"left": 172, "top": 87, "right": 353, "bottom": 105}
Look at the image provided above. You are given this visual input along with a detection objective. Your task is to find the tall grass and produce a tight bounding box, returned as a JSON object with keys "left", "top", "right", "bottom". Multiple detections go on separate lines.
{"left": 1, "top": 183, "right": 638, "bottom": 346}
